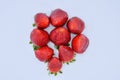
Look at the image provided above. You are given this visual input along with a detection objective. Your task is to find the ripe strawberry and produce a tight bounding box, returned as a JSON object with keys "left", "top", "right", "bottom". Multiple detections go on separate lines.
{"left": 48, "top": 57, "right": 62, "bottom": 74}
{"left": 34, "top": 13, "right": 49, "bottom": 29}
{"left": 67, "top": 17, "right": 85, "bottom": 34}
{"left": 50, "top": 9, "right": 68, "bottom": 27}
{"left": 50, "top": 27, "right": 71, "bottom": 46}
{"left": 35, "top": 46, "right": 54, "bottom": 62}
{"left": 72, "top": 34, "right": 89, "bottom": 53}
{"left": 59, "top": 45, "right": 74, "bottom": 63}
{"left": 30, "top": 28, "right": 49, "bottom": 47}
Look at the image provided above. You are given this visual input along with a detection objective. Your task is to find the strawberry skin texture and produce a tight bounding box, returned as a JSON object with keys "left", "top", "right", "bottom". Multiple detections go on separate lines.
{"left": 35, "top": 13, "right": 49, "bottom": 29}
{"left": 48, "top": 57, "right": 62, "bottom": 73}
{"left": 67, "top": 17, "right": 85, "bottom": 34}
{"left": 72, "top": 34, "right": 89, "bottom": 53}
{"left": 59, "top": 45, "right": 74, "bottom": 62}
{"left": 35, "top": 46, "right": 54, "bottom": 62}
{"left": 50, "top": 9, "right": 68, "bottom": 27}
{"left": 30, "top": 28, "right": 49, "bottom": 47}
{"left": 50, "top": 27, "right": 71, "bottom": 46}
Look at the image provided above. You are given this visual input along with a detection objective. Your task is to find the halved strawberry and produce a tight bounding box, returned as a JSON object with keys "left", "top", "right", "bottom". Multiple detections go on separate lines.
{"left": 50, "top": 9, "right": 68, "bottom": 27}
{"left": 34, "top": 13, "right": 49, "bottom": 29}
{"left": 30, "top": 28, "right": 49, "bottom": 47}
{"left": 35, "top": 46, "right": 54, "bottom": 62}
{"left": 67, "top": 17, "right": 85, "bottom": 34}
{"left": 59, "top": 45, "right": 75, "bottom": 63}
{"left": 50, "top": 27, "right": 71, "bottom": 46}
{"left": 72, "top": 34, "right": 89, "bottom": 53}
{"left": 48, "top": 57, "right": 62, "bottom": 75}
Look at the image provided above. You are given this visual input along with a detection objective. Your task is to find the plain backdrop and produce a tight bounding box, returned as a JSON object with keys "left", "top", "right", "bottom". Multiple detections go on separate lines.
{"left": 0, "top": 0, "right": 120, "bottom": 80}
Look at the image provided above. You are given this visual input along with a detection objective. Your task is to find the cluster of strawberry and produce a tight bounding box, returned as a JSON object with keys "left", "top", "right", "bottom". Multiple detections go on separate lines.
{"left": 30, "top": 9, "right": 89, "bottom": 76}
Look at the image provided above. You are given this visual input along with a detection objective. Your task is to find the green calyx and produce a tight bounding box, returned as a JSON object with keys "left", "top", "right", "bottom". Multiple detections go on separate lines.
{"left": 70, "top": 59, "right": 76, "bottom": 62}
{"left": 29, "top": 41, "right": 32, "bottom": 44}
{"left": 54, "top": 43, "right": 70, "bottom": 49}
{"left": 33, "top": 45, "right": 40, "bottom": 50}
{"left": 54, "top": 45, "right": 59, "bottom": 49}
{"left": 29, "top": 41, "right": 40, "bottom": 50}
{"left": 32, "top": 23, "right": 36, "bottom": 27}
{"left": 63, "top": 59, "right": 76, "bottom": 65}
{"left": 48, "top": 70, "right": 62, "bottom": 76}
{"left": 66, "top": 43, "right": 70, "bottom": 46}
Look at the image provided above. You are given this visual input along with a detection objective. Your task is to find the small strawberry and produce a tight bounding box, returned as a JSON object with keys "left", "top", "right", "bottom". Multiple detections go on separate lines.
{"left": 48, "top": 57, "right": 62, "bottom": 75}
{"left": 30, "top": 28, "right": 49, "bottom": 47}
{"left": 35, "top": 46, "right": 54, "bottom": 62}
{"left": 34, "top": 13, "right": 49, "bottom": 29}
{"left": 67, "top": 17, "right": 85, "bottom": 34}
{"left": 59, "top": 45, "right": 75, "bottom": 63}
{"left": 50, "top": 27, "right": 71, "bottom": 46}
{"left": 50, "top": 9, "right": 68, "bottom": 27}
{"left": 72, "top": 34, "right": 89, "bottom": 53}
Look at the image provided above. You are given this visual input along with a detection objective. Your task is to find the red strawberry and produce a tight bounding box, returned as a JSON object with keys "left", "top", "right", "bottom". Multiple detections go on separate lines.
{"left": 30, "top": 28, "right": 49, "bottom": 47}
{"left": 34, "top": 13, "right": 49, "bottom": 29}
{"left": 50, "top": 9, "right": 68, "bottom": 27}
{"left": 48, "top": 57, "right": 62, "bottom": 74}
{"left": 72, "top": 34, "right": 89, "bottom": 53}
{"left": 67, "top": 17, "right": 85, "bottom": 34}
{"left": 59, "top": 45, "right": 74, "bottom": 63}
{"left": 35, "top": 46, "right": 54, "bottom": 62}
{"left": 50, "top": 27, "right": 71, "bottom": 46}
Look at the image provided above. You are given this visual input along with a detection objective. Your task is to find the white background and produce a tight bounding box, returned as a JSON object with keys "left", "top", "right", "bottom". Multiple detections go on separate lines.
{"left": 0, "top": 0, "right": 120, "bottom": 80}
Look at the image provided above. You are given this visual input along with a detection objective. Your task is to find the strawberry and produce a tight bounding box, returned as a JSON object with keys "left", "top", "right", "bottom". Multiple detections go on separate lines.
{"left": 48, "top": 57, "right": 62, "bottom": 75}
{"left": 67, "top": 17, "right": 85, "bottom": 34}
{"left": 72, "top": 34, "right": 89, "bottom": 53}
{"left": 34, "top": 13, "right": 49, "bottom": 29}
{"left": 35, "top": 46, "right": 54, "bottom": 62}
{"left": 50, "top": 9, "right": 68, "bottom": 27}
{"left": 50, "top": 27, "right": 71, "bottom": 46}
{"left": 30, "top": 28, "right": 49, "bottom": 47}
{"left": 59, "top": 45, "right": 75, "bottom": 63}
